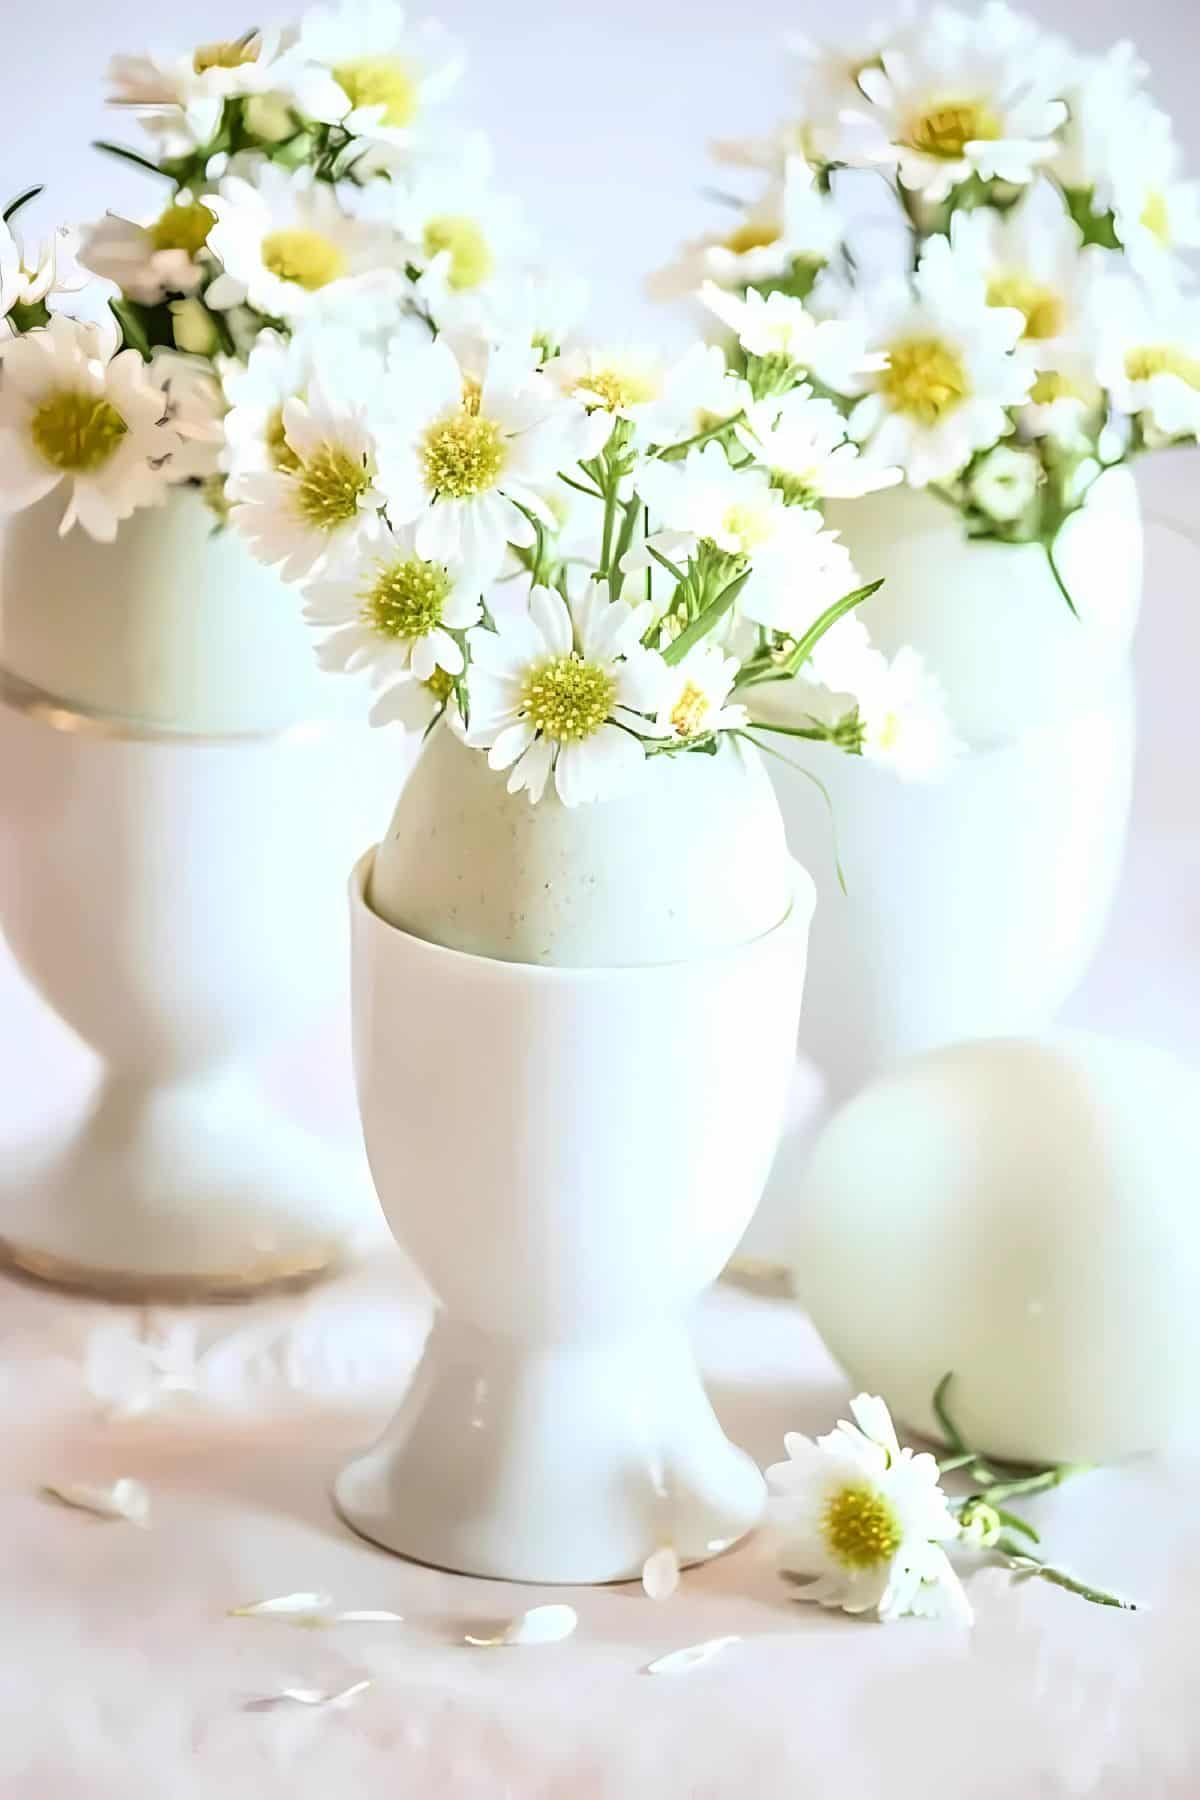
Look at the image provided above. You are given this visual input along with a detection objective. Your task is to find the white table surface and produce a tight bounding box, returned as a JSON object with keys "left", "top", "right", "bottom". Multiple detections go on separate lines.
{"left": 0, "top": 1248, "right": 1191, "bottom": 1800}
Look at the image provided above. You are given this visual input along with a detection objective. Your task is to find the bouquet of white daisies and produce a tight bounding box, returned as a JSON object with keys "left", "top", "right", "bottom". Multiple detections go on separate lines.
{"left": 0, "top": 0, "right": 574, "bottom": 543}
{"left": 666, "top": 2, "right": 1200, "bottom": 608}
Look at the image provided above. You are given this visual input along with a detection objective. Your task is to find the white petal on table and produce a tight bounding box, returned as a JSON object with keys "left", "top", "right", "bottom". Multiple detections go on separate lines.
{"left": 229, "top": 1592, "right": 404, "bottom": 1628}
{"left": 464, "top": 1604, "right": 578, "bottom": 1647}
{"left": 642, "top": 1546, "right": 681, "bottom": 1600}
{"left": 644, "top": 1635, "right": 742, "bottom": 1675}
{"left": 243, "top": 1680, "right": 372, "bottom": 1713}
{"left": 41, "top": 1478, "right": 151, "bottom": 1526}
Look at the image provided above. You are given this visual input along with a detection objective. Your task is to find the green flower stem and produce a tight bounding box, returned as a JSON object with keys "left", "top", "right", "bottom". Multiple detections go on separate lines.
{"left": 658, "top": 411, "right": 745, "bottom": 463}
{"left": 998, "top": 1540, "right": 1136, "bottom": 1611}
{"left": 3, "top": 184, "right": 44, "bottom": 225}
{"left": 91, "top": 140, "right": 171, "bottom": 179}
{"left": 1044, "top": 535, "right": 1080, "bottom": 617}
{"left": 557, "top": 471, "right": 604, "bottom": 502}
{"left": 977, "top": 1465, "right": 1092, "bottom": 1506}
{"left": 608, "top": 493, "right": 643, "bottom": 601}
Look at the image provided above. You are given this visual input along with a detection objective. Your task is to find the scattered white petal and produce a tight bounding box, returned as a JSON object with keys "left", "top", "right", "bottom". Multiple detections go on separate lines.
{"left": 41, "top": 1478, "right": 150, "bottom": 1526}
{"left": 243, "top": 1680, "right": 371, "bottom": 1713}
{"left": 329, "top": 1610, "right": 406, "bottom": 1623}
{"left": 642, "top": 1546, "right": 681, "bottom": 1600}
{"left": 464, "top": 1604, "right": 578, "bottom": 1646}
{"left": 230, "top": 1592, "right": 404, "bottom": 1628}
{"left": 644, "top": 1635, "right": 742, "bottom": 1675}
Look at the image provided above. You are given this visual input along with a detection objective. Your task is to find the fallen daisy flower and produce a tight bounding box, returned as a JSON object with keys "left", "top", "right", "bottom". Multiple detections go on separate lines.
{"left": 229, "top": 1592, "right": 404, "bottom": 1628}
{"left": 243, "top": 1680, "right": 371, "bottom": 1713}
{"left": 464, "top": 1604, "right": 578, "bottom": 1646}
{"left": 41, "top": 1477, "right": 150, "bottom": 1526}
{"left": 644, "top": 1635, "right": 742, "bottom": 1675}
{"left": 642, "top": 1546, "right": 681, "bottom": 1600}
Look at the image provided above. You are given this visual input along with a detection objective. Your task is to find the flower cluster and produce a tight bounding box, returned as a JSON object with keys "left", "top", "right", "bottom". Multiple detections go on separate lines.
{"left": 0, "top": 1, "right": 572, "bottom": 542}
{"left": 671, "top": 3, "right": 1200, "bottom": 600}
{"left": 229, "top": 289, "right": 957, "bottom": 803}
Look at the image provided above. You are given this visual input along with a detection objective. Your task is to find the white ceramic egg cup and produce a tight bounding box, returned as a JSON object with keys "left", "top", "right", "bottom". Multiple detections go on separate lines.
{"left": 334, "top": 851, "right": 815, "bottom": 1584}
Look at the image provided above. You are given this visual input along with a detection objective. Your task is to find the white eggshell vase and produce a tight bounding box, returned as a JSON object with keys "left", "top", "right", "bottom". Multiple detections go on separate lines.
{"left": 0, "top": 489, "right": 395, "bottom": 1300}
{"left": 335, "top": 728, "right": 815, "bottom": 1582}
{"left": 789, "top": 1032, "right": 1200, "bottom": 1466}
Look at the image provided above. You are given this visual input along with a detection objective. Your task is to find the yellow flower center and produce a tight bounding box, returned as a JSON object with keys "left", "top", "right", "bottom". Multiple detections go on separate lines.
{"left": 422, "top": 215, "right": 494, "bottom": 291}
{"left": 293, "top": 445, "right": 371, "bottom": 530}
{"left": 669, "top": 681, "right": 712, "bottom": 738}
{"left": 421, "top": 410, "right": 506, "bottom": 498}
{"left": 333, "top": 54, "right": 418, "bottom": 127}
{"left": 1030, "top": 370, "right": 1094, "bottom": 406}
{"left": 822, "top": 1482, "right": 904, "bottom": 1570}
{"left": 722, "top": 219, "right": 780, "bottom": 256}
{"left": 1125, "top": 345, "right": 1200, "bottom": 391}
{"left": 149, "top": 200, "right": 216, "bottom": 257}
{"left": 424, "top": 664, "right": 457, "bottom": 705}
{"left": 520, "top": 654, "right": 615, "bottom": 742}
{"left": 907, "top": 99, "right": 1001, "bottom": 160}
{"left": 266, "top": 405, "right": 301, "bottom": 473}
{"left": 987, "top": 272, "right": 1065, "bottom": 342}
{"left": 261, "top": 228, "right": 347, "bottom": 292}
{"left": 1140, "top": 189, "right": 1172, "bottom": 247}
{"left": 881, "top": 336, "right": 970, "bottom": 424}
{"left": 193, "top": 35, "right": 260, "bottom": 74}
{"left": 361, "top": 555, "right": 452, "bottom": 639}
{"left": 460, "top": 373, "right": 483, "bottom": 415}
{"left": 29, "top": 389, "right": 128, "bottom": 473}
{"left": 719, "top": 502, "right": 773, "bottom": 554}
{"left": 578, "top": 364, "right": 661, "bottom": 413}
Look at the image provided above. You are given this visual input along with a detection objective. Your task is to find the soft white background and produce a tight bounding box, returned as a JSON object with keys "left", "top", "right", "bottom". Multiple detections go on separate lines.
{"left": 0, "top": 0, "right": 1197, "bottom": 1077}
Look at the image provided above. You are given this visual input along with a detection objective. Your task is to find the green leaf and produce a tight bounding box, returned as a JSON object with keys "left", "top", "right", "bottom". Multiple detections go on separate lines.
{"left": 662, "top": 568, "right": 751, "bottom": 666}
{"left": 3, "top": 185, "right": 44, "bottom": 226}
{"left": 92, "top": 140, "right": 170, "bottom": 180}
{"left": 775, "top": 579, "right": 884, "bottom": 678}
{"left": 109, "top": 297, "right": 151, "bottom": 358}
{"left": 1062, "top": 185, "right": 1122, "bottom": 250}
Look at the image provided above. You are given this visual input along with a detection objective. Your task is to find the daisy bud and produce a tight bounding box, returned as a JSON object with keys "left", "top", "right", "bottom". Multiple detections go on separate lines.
{"left": 170, "top": 297, "right": 219, "bottom": 357}
{"left": 957, "top": 1500, "right": 1002, "bottom": 1549}
{"left": 967, "top": 445, "right": 1042, "bottom": 524}
{"left": 244, "top": 93, "right": 299, "bottom": 145}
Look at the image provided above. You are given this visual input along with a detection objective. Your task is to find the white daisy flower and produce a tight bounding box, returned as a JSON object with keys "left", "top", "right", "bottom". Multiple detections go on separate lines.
{"left": 699, "top": 282, "right": 885, "bottom": 395}
{"left": 373, "top": 334, "right": 579, "bottom": 582}
{"left": 689, "top": 155, "right": 844, "bottom": 295}
{"left": 635, "top": 441, "right": 861, "bottom": 639}
{"left": 844, "top": 256, "right": 1031, "bottom": 487}
{"left": 291, "top": 0, "right": 461, "bottom": 148}
{"left": 1096, "top": 276, "right": 1200, "bottom": 443}
{"left": 734, "top": 387, "right": 902, "bottom": 502}
{"left": 767, "top": 1393, "right": 971, "bottom": 1622}
{"left": 220, "top": 324, "right": 387, "bottom": 480}
{"left": 844, "top": 3, "right": 1069, "bottom": 202}
{"left": 940, "top": 182, "right": 1111, "bottom": 374}
{"left": 0, "top": 312, "right": 173, "bottom": 540}
{"left": 1052, "top": 41, "right": 1150, "bottom": 206}
{"left": 467, "top": 265, "right": 589, "bottom": 363}
{"left": 149, "top": 349, "right": 226, "bottom": 483}
{"left": 205, "top": 166, "right": 401, "bottom": 324}
{"left": 78, "top": 195, "right": 215, "bottom": 305}
{"left": 230, "top": 379, "right": 387, "bottom": 579}
{"left": 854, "top": 645, "right": 960, "bottom": 778}
{"left": 1, "top": 218, "right": 62, "bottom": 336}
{"left": 303, "top": 523, "right": 481, "bottom": 687}
{"left": 465, "top": 579, "right": 667, "bottom": 806}
{"left": 1109, "top": 109, "right": 1200, "bottom": 282}
{"left": 652, "top": 643, "right": 746, "bottom": 742}
{"left": 554, "top": 340, "right": 741, "bottom": 455}
{"left": 787, "top": 13, "right": 916, "bottom": 160}
{"left": 1016, "top": 360, "right": 1104, "bottom": 448}
{"left": 107, "top": 32, "right": 331, "bottom": 154}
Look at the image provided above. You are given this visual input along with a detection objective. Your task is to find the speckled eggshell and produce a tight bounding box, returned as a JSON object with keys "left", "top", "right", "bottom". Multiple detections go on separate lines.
{"left": 790, "top": 1032, "right": 1200, "bottom": 1465}
{"left": 369, "top": 724, "right": 793, "bottom": 967}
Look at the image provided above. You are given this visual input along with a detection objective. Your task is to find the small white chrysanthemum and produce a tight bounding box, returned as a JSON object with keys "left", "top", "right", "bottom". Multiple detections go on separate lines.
{"left": 220, "top": 324, "right": 388, "bottom": 480}
{"left": 465, "top": 580, "right": 667, "bottom": 806}
{"left": 682, "top": 155, "right": 842, "bottom": 294}
{"left": 1096, "top": 277, "right": 1200, "bottom": 444}
{"left": 1109, "top": 109, "right": 1200, "bottom": 282}
{"left": 1017, "top": 360, "right": 1104, "bottom": 448}
{"left": 106, "top": 31, "right": 331, "bottom": 154}
{"left": 652, "top": 643, "right": 746, "bottom": 742}
{"left": 467, "top": 265, "right": 590, "bottom": 363}
{"left": 0, "top": 313, "right": 174, "bottom": 540}
{"left": 735, "top": 387, "right": 902, "bottom": 502}
{"left": 368, "top": 670, "right": 460, "bottom": 735}
{"left": 230, "top": 380, "right": 387, "bottom": 579}
{"left": 941, "top": 182, "right": 1110, "bottom": 375}
{"left": 554, "top": 340, "right": 741, "bottom": 455}
{"left": 844, "top": 3, "right": 1069, "bottom": 202}
{"left": 374, "top": 335, "right": 578, "bottom": 582}
{"left": 700, "top": 281, "right": 885, "bottom": 395}
{"left": 79, "top": 195, "right": 216, "bottom": 304}
{"left": 0, "top": 219, "right": 62, "bottom": 337}
{"left": 966, "top": 442, "right": 1042, "bottom": 524}
{"left": 205, "top": 166, "right": 401, "bottom": 324}
{"left": 1052, "top": 40, "right": 1150, "bottom": 206}
{"left": 844, "top": 254, "right": 1031, "bottom": 486}
{"left": 635, "top": 441, "right": 861, "bottom": 639}
{"left": 303, "top": 522, "right": 481, "bottom": 686}
{"left": 787, "top": 14, "right": 916, "bottom": 160}
{"left": 767, "top": 1393, "right": 971, "bottom": 1623}
{"left": 291, "top": 0, "right": 461, "bottom": 148}
{"left": 855, "top": 644, "right": 960, "bottom": 778}
{"left": 150, "top": 349, "right": 227, "bottom": 483}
